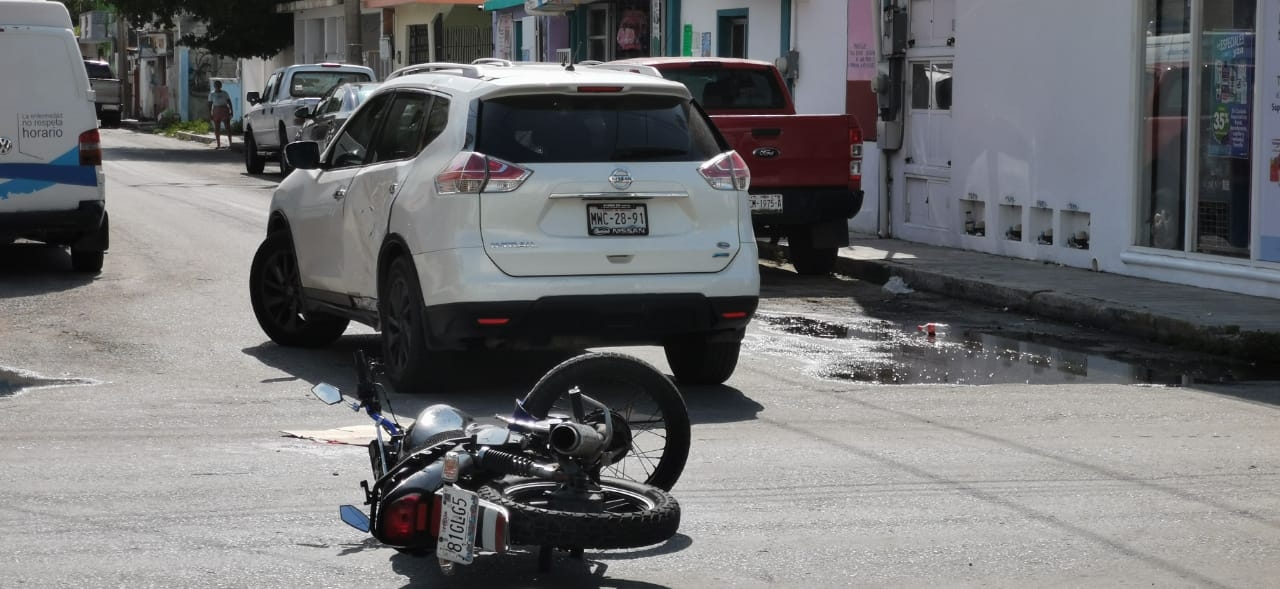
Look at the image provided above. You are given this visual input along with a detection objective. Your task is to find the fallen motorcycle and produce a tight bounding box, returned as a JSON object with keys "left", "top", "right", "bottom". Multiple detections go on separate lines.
{"left": 311, "top": 349, "right": 691, "bottom": 572}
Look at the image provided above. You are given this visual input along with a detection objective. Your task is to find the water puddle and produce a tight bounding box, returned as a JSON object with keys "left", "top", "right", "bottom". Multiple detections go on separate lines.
{"left": 1, "top": 366, "right": 97, "bottom": 398}
{"left": 753, "top": 314, "right": 1278, "bottom": 386}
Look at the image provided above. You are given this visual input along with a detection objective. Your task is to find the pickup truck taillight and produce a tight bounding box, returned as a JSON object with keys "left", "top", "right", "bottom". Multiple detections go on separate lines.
{"left": 435, "top": 152, "right": 531, "bottom": 194}
{"left": 79, "top": 129, "right": 102, "bottom": 166}
{"left": 699, "top": 151, "right": 751, "bottom": 191}
{"left": 849, "top": 127, "right": 863, "bottom": 184}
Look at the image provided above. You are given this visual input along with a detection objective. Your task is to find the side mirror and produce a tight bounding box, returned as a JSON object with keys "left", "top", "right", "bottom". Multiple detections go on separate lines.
{"left": 294, "top": 106, "right": 313, "bottom": 120}
{"left": 340, "top": 505, "right": 370, "bottom": 532}
{"left": 246, "top": 91, "right": 261, "bottom": 105}
{"left": 311, "top": 382, "right": 343, "bottom": 405}
{"left": 285, "top": 141, "right": 322, "bottom": 171}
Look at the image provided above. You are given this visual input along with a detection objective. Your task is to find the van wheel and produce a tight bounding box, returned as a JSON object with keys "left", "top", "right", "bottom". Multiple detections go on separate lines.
{"left": 279, "top": 128, "right": 293, "bottom": 176}
{"left": 71, "top": 212, "right": 108, "bottom": 273}
{"left": 664, "top": 334, "right": 741, "bottom": 385}
{"left": 245, "top": 131, "right": 265, "bottom": 174}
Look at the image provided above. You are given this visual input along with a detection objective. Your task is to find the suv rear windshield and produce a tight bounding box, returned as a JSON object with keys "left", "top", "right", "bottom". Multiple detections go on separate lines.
{"left": 659, "top": 66, "right": 786, "bottom": 110}
{"left": 84, "top": 61, "right": 115, "bottom": 79}
{"left": 476, "top": 93, "right": 723, "bottom": 164}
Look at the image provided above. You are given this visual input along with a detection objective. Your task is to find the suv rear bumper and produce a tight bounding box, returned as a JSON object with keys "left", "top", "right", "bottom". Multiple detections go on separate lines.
{"left": 0, "top": 200, "right": 106, "bottom": 244}
{"left": 423, "top": 294, "right": 758, "bottom": 349}
{"left": 411, "top": 243, "right": 761, "bottom": 349}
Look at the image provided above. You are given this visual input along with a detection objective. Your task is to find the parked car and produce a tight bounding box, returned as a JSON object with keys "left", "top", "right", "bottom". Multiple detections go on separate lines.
{"left": 293, "top": 81, "right": 379, "bottom": 150}
{"left": 242, "top": 62, "right": 376, "bottom": 176}
{"left": 83, "top": 58, "right": 122, "bottom": 128}
{"left": 0, "top": 0, "right": 108, "bottom": 272}
{"left": 248, "top": 61, "right": 760, "bottom": 390}
{"left": 611, "top": 57, "right": 866, "bottom": 275}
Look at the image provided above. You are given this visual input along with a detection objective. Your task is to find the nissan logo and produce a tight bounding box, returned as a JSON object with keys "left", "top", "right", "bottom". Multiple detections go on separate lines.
{"left": 753, "top": 147, "right": 780, "bottom": 159}
{"left": 608, "top": 168, "right": 633, "bottom": 190}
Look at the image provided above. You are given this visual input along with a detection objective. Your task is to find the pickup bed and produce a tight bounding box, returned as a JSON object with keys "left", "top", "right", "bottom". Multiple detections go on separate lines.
{"left": 243, "top": 62, "right": 376, "bottom": 175}
{"left": 614, "top": 57, "right": 864, "bottom": 275}
{"left": 84, "top": 59, "right": 121, "bottom": 127}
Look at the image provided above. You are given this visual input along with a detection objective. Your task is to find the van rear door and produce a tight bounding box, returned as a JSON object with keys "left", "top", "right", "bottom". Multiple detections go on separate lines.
{"left": 0, "top": 25, "right": 99, "bottom": 212}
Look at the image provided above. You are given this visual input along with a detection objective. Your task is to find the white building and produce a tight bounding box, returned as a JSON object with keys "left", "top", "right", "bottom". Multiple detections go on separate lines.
{"left": 873, "top": 0, "right": 1280, "bottom": 298}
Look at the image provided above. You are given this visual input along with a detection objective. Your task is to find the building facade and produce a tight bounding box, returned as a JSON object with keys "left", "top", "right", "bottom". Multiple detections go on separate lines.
{"left": 872, "top": 0, "right": 1279, "bottom": 298}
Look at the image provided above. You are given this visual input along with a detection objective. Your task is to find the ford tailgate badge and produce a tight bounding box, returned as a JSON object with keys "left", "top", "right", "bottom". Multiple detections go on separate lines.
{"left": 753, "top": 147, "right": 780, "bottom": 159}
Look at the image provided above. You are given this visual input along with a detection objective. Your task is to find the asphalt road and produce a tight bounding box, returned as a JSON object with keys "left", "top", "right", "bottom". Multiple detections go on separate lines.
{"left": 0, "top": 129, "right": 1277, "bottom": 588}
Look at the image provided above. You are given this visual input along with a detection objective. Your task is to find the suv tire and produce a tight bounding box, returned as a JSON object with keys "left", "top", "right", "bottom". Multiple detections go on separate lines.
{"left": 663, "top": 334, "right": 741, "bottom": 385}
{"left": 245, "top": 131, "right": 266, "bottom": 174}
{"left": 379, "top": 256, "right": 449, "bottom": 393}
{"left": 249, "top": 230, "right": 349, "bottom": 347}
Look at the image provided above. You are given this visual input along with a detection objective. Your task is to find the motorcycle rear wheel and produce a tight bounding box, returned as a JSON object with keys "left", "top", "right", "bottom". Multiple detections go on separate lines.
{"left": 477, "top": 477, "right": 680, "bottom": 549}
{"left": 519, "top": 352, "right": 691, "bottom": 491}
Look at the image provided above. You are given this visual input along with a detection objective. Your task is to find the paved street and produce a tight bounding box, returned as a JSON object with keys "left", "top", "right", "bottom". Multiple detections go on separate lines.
{"left": 0, "top": 128, "right": 1277, "bottom": 588}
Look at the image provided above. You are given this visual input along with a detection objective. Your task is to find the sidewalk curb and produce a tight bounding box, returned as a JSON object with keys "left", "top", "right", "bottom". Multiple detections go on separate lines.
{"left": 759, "top": 241, "right": 1280, "bottom": 363}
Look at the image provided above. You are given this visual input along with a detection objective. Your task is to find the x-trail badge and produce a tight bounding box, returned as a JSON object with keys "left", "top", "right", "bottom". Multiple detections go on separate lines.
{"left": 608, "top": 168, "right": 633, "bottom": 190}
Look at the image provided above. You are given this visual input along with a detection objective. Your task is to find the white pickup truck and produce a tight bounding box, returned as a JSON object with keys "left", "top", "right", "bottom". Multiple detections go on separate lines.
{"left": 242, "top": 62, "right": 376, "bottom": 175}
{"left": 84, "top": 59, "right": 121, "bottom": 128}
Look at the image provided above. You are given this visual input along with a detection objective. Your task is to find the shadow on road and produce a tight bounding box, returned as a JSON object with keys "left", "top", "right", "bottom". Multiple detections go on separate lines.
{"left": 244, "top": 335, "right": 764, "bottom": 423}
{"left": 0, "top": 243, "right": 97, "bottom": 296}
{"left": 383, "top": 536, "right": 688, "bottom": 589}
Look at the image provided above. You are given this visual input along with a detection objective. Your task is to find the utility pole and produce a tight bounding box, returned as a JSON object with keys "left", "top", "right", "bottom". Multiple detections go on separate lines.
{"left": 345, "top": 0, "right": 362, "bottom": 65}
{"left": 115, "top": 9, "right": 131, "bottom": 120}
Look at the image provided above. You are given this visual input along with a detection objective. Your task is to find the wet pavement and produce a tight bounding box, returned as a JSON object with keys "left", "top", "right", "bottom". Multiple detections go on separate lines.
{"left": 0, "top": 366, "right": 95, "bottom": 398}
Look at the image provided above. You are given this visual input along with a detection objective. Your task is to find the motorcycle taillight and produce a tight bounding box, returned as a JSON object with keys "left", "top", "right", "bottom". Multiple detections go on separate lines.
{"left": 380, "top": 493, "right": 429, "bottom": 545}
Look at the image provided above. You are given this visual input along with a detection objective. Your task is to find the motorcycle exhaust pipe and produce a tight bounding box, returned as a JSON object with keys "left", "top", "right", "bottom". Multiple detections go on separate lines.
{"left": 549, "top": 422, "right": 606, "bottom": 458}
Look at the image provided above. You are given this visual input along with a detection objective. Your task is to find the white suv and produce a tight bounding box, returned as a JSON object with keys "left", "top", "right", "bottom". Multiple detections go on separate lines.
{"left": 248, "top": 61, "right": 759, "bottom": 389}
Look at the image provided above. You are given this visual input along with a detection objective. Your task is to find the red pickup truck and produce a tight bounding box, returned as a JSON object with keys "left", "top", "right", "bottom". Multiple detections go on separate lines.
{"left": 613, "top": 57, "right": 865, "bottom": 275}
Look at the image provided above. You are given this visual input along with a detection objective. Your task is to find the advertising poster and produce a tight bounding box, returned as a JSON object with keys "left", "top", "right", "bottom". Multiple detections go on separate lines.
{"left": 1260, "top": 1, "right": 1280, "bottom": 262}
{"left": 1206, "top": 31, "right": 1253, "bottom": 159}
{"left": 847, "top": 0, "right": 875, "bottom": 81}
{"left": 495, "top": 13, "right": 513, "bottom": 60}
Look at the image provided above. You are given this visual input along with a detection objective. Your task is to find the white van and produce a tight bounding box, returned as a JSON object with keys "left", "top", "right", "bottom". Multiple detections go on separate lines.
{"left": 0, "top": 0, "right": 108, "bottom": 272}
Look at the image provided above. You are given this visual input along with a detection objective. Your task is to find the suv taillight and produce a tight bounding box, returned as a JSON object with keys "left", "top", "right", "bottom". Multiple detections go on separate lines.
{"left": 79, "top": 129, "right": 102, "bottom": 166}
{"left": 380, "top": 493, "right": 429, "bottom": 545}
{"left": 435, "top": 152, "right": 531, "bottom": 195}
{"left": 849, "top": 126, "right": 863, "bottom": 184}
{"left": 698, "top": 151, "right": 750, "bottom": 191}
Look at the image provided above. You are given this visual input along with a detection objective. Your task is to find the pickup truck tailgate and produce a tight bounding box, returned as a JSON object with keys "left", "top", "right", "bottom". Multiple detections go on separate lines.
{"left": 710, "top": 114, "right": 852, "bottom": 188}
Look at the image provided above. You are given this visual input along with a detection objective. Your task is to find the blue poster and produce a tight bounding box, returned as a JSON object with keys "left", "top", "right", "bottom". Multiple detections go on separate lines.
{"left": 1207, "top": 32, "right": 1253, "bottom": 159}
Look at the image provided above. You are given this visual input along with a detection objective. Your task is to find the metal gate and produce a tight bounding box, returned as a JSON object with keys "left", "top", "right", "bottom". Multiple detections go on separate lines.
{"left": 437, "top": 25, "right": 492, "bottom": 63}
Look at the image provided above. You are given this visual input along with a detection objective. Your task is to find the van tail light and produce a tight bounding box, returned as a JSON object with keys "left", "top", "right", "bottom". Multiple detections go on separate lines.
{"left": 848, "top": 126, "right": 863, "bottom": 184}
{"left": 380, "top": 493, "right": 430, "bottom": 545}
{"left": 79, "top": 129, "right": 102, "bottom": 166}
{"left": 698, "top": 151, "right": 750, "bottom": 191}
{"left": 435, "top": 152, "right": 531, "bottom": 195}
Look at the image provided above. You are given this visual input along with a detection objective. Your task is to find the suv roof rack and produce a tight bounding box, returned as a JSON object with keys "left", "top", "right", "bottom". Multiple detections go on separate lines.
{"left": 471, "top": 58, "right": 515, "bottom": 67}
{"left": 386, "top": 62, "right": 482, "bottom": 80}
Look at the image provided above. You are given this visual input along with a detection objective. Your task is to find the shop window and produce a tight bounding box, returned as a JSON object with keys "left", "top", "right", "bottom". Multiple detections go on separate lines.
{"left": 1136, "top": 0, "right": 1255, "bottom": 257}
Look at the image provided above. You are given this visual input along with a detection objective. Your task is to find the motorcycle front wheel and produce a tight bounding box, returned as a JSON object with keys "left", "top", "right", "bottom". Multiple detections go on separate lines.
{"left": 519, "top": 352, "right": 691, "bottom": 491}
{"left": 477, "top": 477, "right": 680, "bottom": 549}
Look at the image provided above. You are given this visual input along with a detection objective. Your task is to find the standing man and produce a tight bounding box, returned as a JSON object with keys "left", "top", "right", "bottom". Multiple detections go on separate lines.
{"left": 208, "top": 80, "right": 233, "bottom": 149}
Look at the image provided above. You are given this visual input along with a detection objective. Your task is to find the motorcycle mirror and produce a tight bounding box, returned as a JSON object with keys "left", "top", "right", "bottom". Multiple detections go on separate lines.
{"left": 339, "top": 505, "right": 370, "bottom": 532}
{"left": 312, "top": 383, "right": 343, "bottom": 405}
